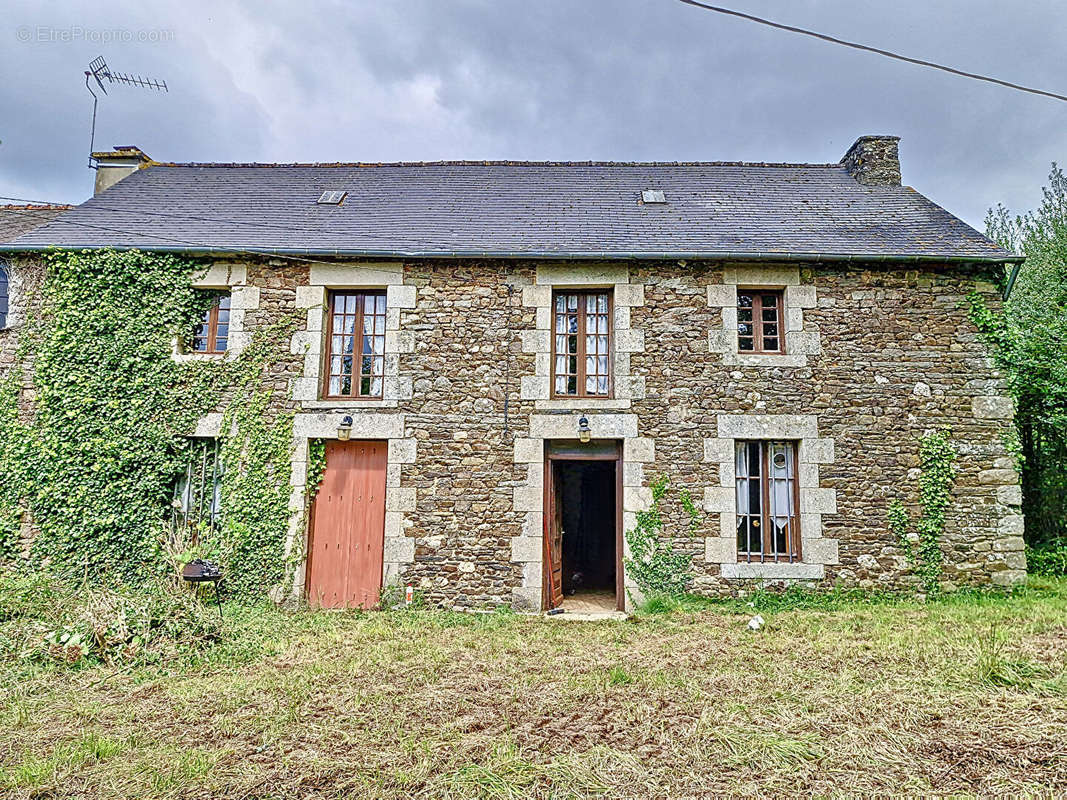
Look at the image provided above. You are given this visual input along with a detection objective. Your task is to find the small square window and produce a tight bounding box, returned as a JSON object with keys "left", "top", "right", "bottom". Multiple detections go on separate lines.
{"left": 736, "top": 289, "right": 784, "bottom": 354}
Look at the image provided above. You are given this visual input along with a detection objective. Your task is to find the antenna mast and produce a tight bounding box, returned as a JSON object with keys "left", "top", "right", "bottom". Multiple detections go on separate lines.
{"left": 84, "top": 56, "right": 169, "bottom": 169}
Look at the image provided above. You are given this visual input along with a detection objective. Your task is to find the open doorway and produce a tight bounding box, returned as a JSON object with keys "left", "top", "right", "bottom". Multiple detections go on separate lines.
{"left": 544, "top": 440, "right": 622, "bottom": 612}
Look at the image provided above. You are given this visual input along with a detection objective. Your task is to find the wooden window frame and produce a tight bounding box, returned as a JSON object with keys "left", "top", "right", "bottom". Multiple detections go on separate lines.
{"left": 735, "top": 439, "right": 802, "bottom": 563}
{"left": 322, "top": 289, "right": 387, "bottom": 401}
{"left": 191, "top": 293, "right": 231, "bottom": 355}
{"left": 551, "top": 289, "right": 613, "bottom": 399}
{"left": 737, "top": 288, "right": 785, "bottom": 354}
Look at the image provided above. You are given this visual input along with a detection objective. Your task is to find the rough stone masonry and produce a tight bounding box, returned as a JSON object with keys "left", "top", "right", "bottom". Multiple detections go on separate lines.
{"left": 0, "top": 135, "right": 1026, "bottom": 609}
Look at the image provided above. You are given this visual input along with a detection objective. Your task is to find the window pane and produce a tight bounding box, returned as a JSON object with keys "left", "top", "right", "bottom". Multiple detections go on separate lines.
{"left": 556, "top": 335, "right": 567, "bottom": 353}
{"left": 369, "top": 377, "right": 383, "bottom": 396}
{"left": 598, "top": 355, "right": 608, "bottom": 374}
{"left": 344, "top": 294, "right": 357, "bottom": 314}
{"left": 341, "top": 375, "right": 352, "bottom": 395}
{"left": 567, "top": 294, "right": 578, "bottom": 311}
{"left": 330, "top": 356, "right": 342, "bottom": 375}
{"left": 342, "top": 336, "right": 354, "bottom": 355}
{"left": 360, "top": 376, "right": 371, "bottom": 395}
{"left": 567, "top": 375, "right": 577, "bottom": 394}
{"left": 762, "top": 308, "right": 778, "bottom": 323}
{"left": 364, "top": 294, "right": 376, "bottom": 313}
{"left": 761, "top": 294, "right": 778, "bottom": 307}
{"left": 555, "top": 375, "right": 568, "bottom": 394}
{"left": 0, "top": 265, "right": 9, "bottom": 327}
{"left": 764, "top": 337, "right": 778, "bottom": 351}
{"left": 555, "top": 295, "right": 566, "bottom": 312}
{"left": 329, "top": 376, "right": 341, "bottom": 395}
{"left": 737, "top": 293, "right": 753, "bottom": 308}
{"left": 374, "top": 316, "right": 385, "bottom": 335}
{"left": 555, "top": 354, "right": 568, "bottom": 374}
{"left": 586, "top": 375, "right": 596, "bottom": 394}
{"left": 597, "top": 376, "right": 608, "bottom": 394}
{"left": 738, "top": 337, "right": 754, "bottom": 351}
{"left": 376, "top": 295, "right": 387, "bottom": 314}
{"left": 737, "top": 308, "right": 752, "bottom": 322}
{"left": 764, "top": 324, "right": 778, "bottom": 337}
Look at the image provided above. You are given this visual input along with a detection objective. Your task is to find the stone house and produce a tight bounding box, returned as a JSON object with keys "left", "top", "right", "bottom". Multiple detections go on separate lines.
{"left": 0, "top": 136, "right": 1026, "bottom": 611}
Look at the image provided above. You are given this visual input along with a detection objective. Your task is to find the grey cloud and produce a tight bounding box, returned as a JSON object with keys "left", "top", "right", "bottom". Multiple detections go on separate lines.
{"left": 1, "top": 0, "right": 1064, "bottom": 227}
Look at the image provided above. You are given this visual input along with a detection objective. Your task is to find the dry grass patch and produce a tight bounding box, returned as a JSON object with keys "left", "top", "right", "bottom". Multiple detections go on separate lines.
{"left": 1, "top": 581, "right": 1066, "bottom": 797}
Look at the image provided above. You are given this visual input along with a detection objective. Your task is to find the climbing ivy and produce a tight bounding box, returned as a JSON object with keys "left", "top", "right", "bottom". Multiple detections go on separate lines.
{"left": 624, "top": 475, "right": 698, "bottom": 599}
{"left": 887, "top": 429, "right": 957, "bottom": 594}
{"left": 0, "top": 248, "right": 300, "bottom": 597}
{"left": 306, "top": 439, "right": 327, "bottom": 503}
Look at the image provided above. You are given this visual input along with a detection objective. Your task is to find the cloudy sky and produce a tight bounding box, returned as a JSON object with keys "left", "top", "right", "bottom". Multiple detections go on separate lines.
{"left": 1, "top": 0, "right": 1063, "bottom": 229}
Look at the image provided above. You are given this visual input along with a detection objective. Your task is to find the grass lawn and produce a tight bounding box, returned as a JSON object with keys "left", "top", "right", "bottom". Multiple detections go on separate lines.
{"left": 2, "top": 580, "right": 1066, "bottom": 798}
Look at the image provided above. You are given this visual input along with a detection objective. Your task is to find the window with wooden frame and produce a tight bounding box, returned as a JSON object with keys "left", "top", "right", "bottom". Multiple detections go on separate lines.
{"left": 735, "top": 440, "right": 801, "bottom": 562}
{"left": 552, "top": 290, "right": 612, "bottom": 398}
{"left": 737, "top": 289, "right": 784, "bottom": 353}
{"left": 191, "top": 293, "right": 231, "bottom": 354}
{"left": 324, "top": 290, "right": 387, "bottom": 399}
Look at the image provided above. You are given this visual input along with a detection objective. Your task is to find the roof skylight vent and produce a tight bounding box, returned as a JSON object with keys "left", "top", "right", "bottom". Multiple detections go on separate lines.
{"left": 641, "top": 189, "right": 666, "bottom": 204}
{"left": 317, "top": 190, "right": 347, "bottom": 205}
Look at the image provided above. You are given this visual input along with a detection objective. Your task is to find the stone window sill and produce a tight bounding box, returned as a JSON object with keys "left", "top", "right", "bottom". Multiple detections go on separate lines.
{"left": 535, "top": 398, "right": 631, "bottom": 410}
{"left": 301, "top": 398, "right": 399, "bottom": 410}
{"left": 720, "top": 562, "right": 825, "bottom": 580}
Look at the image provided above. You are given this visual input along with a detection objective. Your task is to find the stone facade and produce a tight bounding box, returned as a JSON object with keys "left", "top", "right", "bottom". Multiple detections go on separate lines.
{"left": 0, "top": 254, "right": 1027, "bottom": 606}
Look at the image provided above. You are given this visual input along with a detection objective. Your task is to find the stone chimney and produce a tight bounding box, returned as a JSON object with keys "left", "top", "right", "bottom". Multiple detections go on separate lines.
{"left": 92, "top": 145, "right": 153, "bottom": 195}
{"left": 840, "top": 136, "right": 901, "bottom": 186}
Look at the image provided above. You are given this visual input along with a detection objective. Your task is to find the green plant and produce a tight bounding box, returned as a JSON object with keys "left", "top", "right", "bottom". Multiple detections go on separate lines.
{"left": 1026, "top": 539, "right": 1067, "bottom": 576}
{"left": 0, "top": 249, "right": 300, "bottom": 598}
{"left": 623, "top": 476, "right": 695, "bottom": 599}
{"left": 886, "top": 429, "right": 957, "bottom": 594}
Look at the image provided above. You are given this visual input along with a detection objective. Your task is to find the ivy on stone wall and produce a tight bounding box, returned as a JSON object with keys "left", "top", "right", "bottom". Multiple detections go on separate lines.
{"left": 0, "top": 249, "right": 299, "bottom": 597}
{"left": 624, "top": 475, "right": 698, "bottom": 599}
{"left": 887, "top": 428, "right": 957, "bottom": 594}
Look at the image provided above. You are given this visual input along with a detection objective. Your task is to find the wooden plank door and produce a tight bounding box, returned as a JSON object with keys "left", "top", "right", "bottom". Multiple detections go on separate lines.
{"left": 306, "top": 440, "right": 387, "bottom": 609}
{"left": 544, "top": 462, "right": 564, "bottom": 609}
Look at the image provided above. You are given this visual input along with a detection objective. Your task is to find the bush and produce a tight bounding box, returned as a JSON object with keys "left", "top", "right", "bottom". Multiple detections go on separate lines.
{"left": 1027, "top": 539, "right": 1067, "bottom": 576}
{"left": 0, "top": 571, "right": 222, "bottom": 667}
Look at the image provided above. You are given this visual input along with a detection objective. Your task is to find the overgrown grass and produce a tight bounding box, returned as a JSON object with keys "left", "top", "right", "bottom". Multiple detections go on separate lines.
{"left": 1, "top": 576, "right": 1065, "bottom": 797}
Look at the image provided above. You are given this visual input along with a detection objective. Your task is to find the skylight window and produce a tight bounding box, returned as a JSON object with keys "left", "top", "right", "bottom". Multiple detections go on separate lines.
{"left": 317, "top": 191, "right": 347, "bottom": 205}
{"left": 641, "top": 190, "right": 666, "bottom": 204}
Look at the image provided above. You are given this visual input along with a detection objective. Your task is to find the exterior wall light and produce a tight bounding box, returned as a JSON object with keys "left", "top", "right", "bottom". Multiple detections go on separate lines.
{"left": 337, "top": 414, "right": 353, "bottom": 441}
{"left": 577, "top": 415, "right": 592, "bottom": 444}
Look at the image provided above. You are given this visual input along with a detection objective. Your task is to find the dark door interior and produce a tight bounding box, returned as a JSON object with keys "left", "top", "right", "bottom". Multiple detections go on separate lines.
{"left": 554, "top": 460, "right": 617, "bottom": 596}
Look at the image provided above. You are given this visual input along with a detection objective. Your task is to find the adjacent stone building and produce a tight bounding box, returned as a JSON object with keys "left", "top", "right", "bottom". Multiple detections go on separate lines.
{"left": 0, "top": 136, "right": 1026, "bottom": 611}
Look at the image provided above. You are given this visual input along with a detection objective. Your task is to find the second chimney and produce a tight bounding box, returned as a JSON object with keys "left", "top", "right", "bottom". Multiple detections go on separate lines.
{"left": 92, "top": 145, "right": 153, "bottom": 195}
{"left": 841, "top": 136, "right": 901, "bottom": 186}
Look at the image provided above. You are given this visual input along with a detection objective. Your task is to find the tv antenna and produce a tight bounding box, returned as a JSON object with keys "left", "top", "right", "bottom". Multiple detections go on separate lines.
{"left": 84, "top": 56, "right": 169, "bottom": 168}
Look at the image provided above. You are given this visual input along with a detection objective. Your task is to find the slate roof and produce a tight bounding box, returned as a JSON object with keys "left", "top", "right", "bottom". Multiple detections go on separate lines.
{"left": 0, "top": 204, "right": 74, "bottom": 243}
{"left": 3, "top": 162, "right": 1016, "bottom": 262}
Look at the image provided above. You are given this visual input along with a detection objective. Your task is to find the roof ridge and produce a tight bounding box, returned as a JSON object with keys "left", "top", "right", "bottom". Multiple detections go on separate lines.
{"left": 1, "top": 203, "right": 75, "bottom": 210}
{"left": 150, "top": 159, "right": 845, "bottom": 169}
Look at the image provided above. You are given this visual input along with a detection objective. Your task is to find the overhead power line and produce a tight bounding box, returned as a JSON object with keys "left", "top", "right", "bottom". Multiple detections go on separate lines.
{"left": 674, "top": 0, "right": 1067, "bottom": 103}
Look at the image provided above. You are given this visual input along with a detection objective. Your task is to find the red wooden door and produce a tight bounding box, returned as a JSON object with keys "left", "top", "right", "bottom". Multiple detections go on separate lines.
{"left": 306, "top": 440, "right": 387, "bottom": 609}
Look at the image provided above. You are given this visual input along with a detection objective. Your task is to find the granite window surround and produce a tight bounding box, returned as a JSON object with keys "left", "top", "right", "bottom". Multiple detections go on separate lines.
{"left": 704, "top": 414, "right": 839, "bottom": 580}
{"left": 289, "top": 262, "right": 416, "bottom": 409}
{"left": 172, "top": 263, "right": 257, "bottom": 362}
{"left": 708, "top": 266, "right": 820, "bottom": 367}
{"left": 519, "top": 264, "right": 646, "bottom": 411}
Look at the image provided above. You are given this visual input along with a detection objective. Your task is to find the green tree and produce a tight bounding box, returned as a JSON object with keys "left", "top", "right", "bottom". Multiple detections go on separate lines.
{"left": 977, "top": 164, "right": 1067, "bottom": 548}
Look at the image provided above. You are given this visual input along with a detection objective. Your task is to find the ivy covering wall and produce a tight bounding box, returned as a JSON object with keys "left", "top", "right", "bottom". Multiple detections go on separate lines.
{"left": 0, "top": 249, "right": 299, "bottom": 596}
